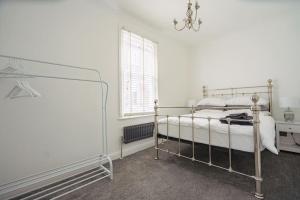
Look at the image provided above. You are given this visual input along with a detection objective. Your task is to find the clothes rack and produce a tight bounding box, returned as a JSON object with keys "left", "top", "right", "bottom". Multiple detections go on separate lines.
{"left": 0, "top": 54, "right": 112, "bottom": 200}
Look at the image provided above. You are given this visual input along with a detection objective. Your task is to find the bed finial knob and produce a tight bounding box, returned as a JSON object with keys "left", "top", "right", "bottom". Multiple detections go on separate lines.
{"left": 267, "top": 79, "right": 273, "bottom": 92}
{"left": 251, "top": 94, "right": 260, "bottom": 104}
{"left": 154, "top": 99, "right": 158, "bottom": 108}
{"left": 267, "top": 79, "right": 272, "bottom": 86}
{"left": 203, "top": 86, "right": 207, "bottom": 98}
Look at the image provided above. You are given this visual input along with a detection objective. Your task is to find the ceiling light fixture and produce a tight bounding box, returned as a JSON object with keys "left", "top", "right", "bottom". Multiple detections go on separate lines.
{"left": 173, "top": 0, "right": 202, "bottom": 32}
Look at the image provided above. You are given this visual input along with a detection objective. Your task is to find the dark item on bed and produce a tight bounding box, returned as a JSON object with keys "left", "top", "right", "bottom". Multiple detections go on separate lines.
{"left": 220, "top": 113, "right": 253, "bottom": 126}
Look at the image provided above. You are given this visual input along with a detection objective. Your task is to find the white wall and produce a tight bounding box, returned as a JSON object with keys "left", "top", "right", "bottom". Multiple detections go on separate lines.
{"left": 0, "top": 0, "right": 189, "bottom": 186}
{"left": 188, "top": 4, "right": 300, "bottom": 121}
{"left": 2, "top": 0, "right": 299, "bottom": 193}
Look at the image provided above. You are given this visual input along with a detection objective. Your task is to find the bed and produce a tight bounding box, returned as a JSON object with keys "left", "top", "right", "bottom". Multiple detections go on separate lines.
{"left": 153, "top": 79, "right": 276, "bottom": 199}
{"left": 158, "top": 109, "right": 277, "bottom": 153}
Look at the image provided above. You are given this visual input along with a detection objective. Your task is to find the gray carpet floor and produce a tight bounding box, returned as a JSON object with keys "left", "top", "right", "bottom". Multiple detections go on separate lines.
{"left": 58, "top": 142, "right": 300, "bottom": 200}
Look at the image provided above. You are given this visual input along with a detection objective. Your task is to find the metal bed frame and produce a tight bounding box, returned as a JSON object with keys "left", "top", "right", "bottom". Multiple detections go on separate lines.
{"left": 154, "top": 79, "right": 273, "bottom": 199}
{"left": 0, "top": 54, "right": 113, "bottom": 199}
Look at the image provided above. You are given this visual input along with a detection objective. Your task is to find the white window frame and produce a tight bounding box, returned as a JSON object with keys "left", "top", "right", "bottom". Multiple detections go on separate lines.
{"left": 119, "top": 28, "right": 158, "bottom": 118}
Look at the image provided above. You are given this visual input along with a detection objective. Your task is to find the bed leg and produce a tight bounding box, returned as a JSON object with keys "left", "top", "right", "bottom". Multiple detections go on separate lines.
{"left": 154, "top": 99, "right": 159, "bottom": 160}
{"left": 155, "top": 148, "right": 159, "bottom": 160}
{"left": 252, "top": 94, "right": 264, "bottom": 199}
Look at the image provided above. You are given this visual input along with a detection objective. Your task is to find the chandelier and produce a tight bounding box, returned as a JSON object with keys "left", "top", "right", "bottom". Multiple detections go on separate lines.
{"left": 173, "top": 0, "right": 202, "bottom": 32}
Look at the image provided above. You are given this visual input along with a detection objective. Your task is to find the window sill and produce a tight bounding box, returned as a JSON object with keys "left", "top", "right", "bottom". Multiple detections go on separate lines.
{"left": 119, "top": 114, "right": 154, "bottom": 120}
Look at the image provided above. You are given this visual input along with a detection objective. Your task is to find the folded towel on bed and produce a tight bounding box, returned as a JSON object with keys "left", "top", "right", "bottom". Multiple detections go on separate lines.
{"left": 220, "top": 113, "right": 253, "bottom": 126}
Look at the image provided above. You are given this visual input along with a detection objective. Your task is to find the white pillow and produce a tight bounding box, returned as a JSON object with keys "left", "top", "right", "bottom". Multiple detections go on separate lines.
{"left": 226, "top": 96, "right": 269, "bottom": 106}
{"left": 196, "top": 98, "right": 226, "bottom": 107}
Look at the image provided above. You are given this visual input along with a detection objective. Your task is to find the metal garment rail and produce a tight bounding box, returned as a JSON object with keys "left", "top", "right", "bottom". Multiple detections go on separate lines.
{"left": 153, "top": 95, "right": 264, "bottom": 199}
{"left": 0, "top": 54, "right": 113, "bottom": 199}
{"left": 0, "top": 53, "right": 108, "bottom": 154}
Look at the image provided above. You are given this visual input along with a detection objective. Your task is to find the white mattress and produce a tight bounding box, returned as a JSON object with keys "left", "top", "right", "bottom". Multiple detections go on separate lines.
{"left": 158, "top": 123, "right": 258, "bottom": 152}
{"left": 158, "top": 109, "right": 278, "bottom": 154}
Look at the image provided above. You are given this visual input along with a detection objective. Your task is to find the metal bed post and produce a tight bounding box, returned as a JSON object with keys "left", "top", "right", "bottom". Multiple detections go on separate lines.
{"left": 178, "top": 115, "right": 181, "bottom": 156}
{"left": 154, "top": 99, "right": 159, "bottom": 160}
{"left": 227, "top": 118, "right": 232, "bottom": 172}
{"left": 267, "top": 79, "right": 273, "bottom": 115}
{"left": 192, "top": 106, "right": 195, "bottom": 161}
{"left": 252, "top": 94, "right": 264, "bottom": 199}
{"left": 208, "top": 117, "right": 212, "bottom": 166}
{"left": 166, "top": 115, "right": 169, "bottom": 152}
{"left": 203, "top": 86, "right": 207, "bottom": 98}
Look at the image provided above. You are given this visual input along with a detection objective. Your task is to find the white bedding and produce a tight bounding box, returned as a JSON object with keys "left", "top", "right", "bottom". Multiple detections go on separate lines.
{"left": 158, "top": 109, "right": 278, "bottom": 154}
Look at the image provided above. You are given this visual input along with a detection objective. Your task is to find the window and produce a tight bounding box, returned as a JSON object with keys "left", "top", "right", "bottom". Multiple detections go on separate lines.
{"left": 120, "top": 29, "right": 158, "bottom": 117}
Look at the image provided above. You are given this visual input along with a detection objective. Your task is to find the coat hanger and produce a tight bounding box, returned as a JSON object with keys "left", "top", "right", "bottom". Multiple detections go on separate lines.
{"left": 6, "top": 80, "right": 32, "bottom": 99}
{"left": 0, "top": 58, "right": 18, "bottom": 77}
{"left": 0, "top": 58, "right": 33, "bottom": 78}
{"left": 6, "top": 80, "right": 41, "bottom": 99}
{"left": 4, "top": 58, "right": 41, "bottom": 99}
{"left": 20, "top": 80, "right": 41, "bottom": 97}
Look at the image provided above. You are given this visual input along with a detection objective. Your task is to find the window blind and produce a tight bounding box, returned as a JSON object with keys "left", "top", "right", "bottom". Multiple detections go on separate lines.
{"left": 120, "top": 29, "right": 158, "bottom": 116}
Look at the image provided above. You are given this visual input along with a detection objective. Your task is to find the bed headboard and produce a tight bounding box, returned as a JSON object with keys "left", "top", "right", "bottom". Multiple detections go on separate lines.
{"left": 202, "top": 79, "right": 273, "bottom": 114}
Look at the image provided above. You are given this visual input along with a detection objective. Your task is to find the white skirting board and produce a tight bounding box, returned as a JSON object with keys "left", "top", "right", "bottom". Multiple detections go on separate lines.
{"left": 0, "top": 155, "right": 110, "bottom": 200}
{"left": 109, "top": 138, "right": 155, "bottom": 160}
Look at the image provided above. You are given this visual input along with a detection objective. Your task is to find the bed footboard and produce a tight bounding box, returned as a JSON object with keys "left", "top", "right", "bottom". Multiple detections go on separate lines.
{"left": 154, "top": 94, "right": 264, "bottom": 199}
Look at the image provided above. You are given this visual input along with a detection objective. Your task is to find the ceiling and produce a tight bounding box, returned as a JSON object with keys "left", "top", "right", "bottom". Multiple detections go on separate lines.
{"left": 104, "top": 0, "right": 299, "bottom": 46}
